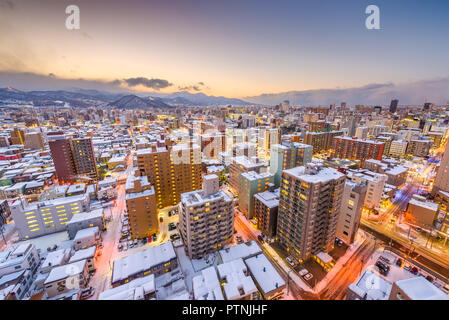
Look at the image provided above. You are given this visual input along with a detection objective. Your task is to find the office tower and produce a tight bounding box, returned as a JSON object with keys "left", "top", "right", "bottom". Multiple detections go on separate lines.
{"left": 238, "top": 171, "right": 274, "bottom": 219}
{"left": 71, "top": 137, "right": 99, "bottom": 182}
{"left": 263, "top": 128, "right": 281, "bottom": 153}
{"left": 333, "top": 136, "right": 385, "bottom": 164}
{"left": 179, "top": 174, "right": 234, "bottom": 259}
{"left": 228, "top": 156, "right": 267, "bottom": 195}
{"left": 125, "top": 171, "right": 158, "bottom": 238}
{"left": 270, "top": 142, "right": 313, "bottom": 187}
{"left": 254, "top": 187, "right": 279, "bottom": 237}
{"left": 277, "top": 163, "right": 345, "bottom": 262}
{"left": 336, "top": 180, "right": 367, "bottom": 245}
{"left": 137, "top": 143, "right": 202, "bottom": 209}
{"left": 389, "top": 99, "right": 398, "bottom": 113}
{"left": 48, "top": 135, "right": 76, "bottom": 183}
{"left": 433, "top": 145, "right": 449, "bottom": 195}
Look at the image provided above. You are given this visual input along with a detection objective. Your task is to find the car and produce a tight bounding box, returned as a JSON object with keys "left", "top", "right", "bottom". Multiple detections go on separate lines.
{"left": 257, "top": 235, "right": 265, "bottom": 243}
{"left": 303, "top": 273, "right": 313, "bottom": 281}
{"left": 411, "top": 266, "right": 419, "bottom": 275}
{"left": 80, "top": 287, "right": 95, "bottom": 300}
{"left": 152, "top": 234, "right": 157, "bottom": 241}
{"left": 96, "top": 250, "right": 102, "bottom": 257}
{"left": 97, "top": 243, "right": 104, "bottom": 249}
{"left": 286, "top": 257, "right": 295, "bottom": 267}
{"left": 168, "top": 212, "right": 172, "bottom": 217}
{"left": 425, "top": 275, "right": 434, "bottom": 283}
{"left": 375, "top": 261, "right": 390, "bottom": 276}
{"left": 299, "top": 269, "right": 309, "bottom": 277}
{"left": 337, "top": 239, "right": 343, "bottom": 247}
{"left": 159, "top": 217, "right": 164, "bottom": 223}
{"left": 396, "top": 258, "right": 403, "bottom": 267}
{"left": 234, "top": 229, "right": 237, "bottom": 234}
{"left": 118, "top": 245, "right": 123, "bottom": 251}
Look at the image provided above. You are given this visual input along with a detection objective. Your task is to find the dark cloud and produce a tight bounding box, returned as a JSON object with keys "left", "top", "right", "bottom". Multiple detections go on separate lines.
{"left": 178, "top": 85, "right": 201, "bottom": 92}
{"left": 123, "top": 77, "right": 172, "bottom": 90}
{"left": 178, "top": 82, "right": 208, "bottom": 92}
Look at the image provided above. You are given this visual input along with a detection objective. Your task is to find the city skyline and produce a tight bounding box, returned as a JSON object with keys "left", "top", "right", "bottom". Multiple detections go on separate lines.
{"left": 1, "top": 0, "right": 449, "bottom": 101}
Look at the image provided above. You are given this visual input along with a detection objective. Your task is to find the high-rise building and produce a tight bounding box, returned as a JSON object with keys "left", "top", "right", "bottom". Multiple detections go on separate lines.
{"left": 125, "top": 170, "right": 158, "bottom": 238}
{"left": 277, "top": 163, "right": 345, "bottom": 262}
{"left": 71, "top": 137, "right": 99, "bottom": 182}
{"left": 336, "top": 180, "right": 367, "bottom": 245}
{"left": 137, "top": 143, "right": 202, "bottom": 209}
{"left": 179, "top": 174, "right": 234, "bottom": 259}
{"left": 228, "top": 156, "right": 267, "bottom": 195}
{"left": 238, "top": 171, "right": 274, "bottom": 219}
{"left": 270, "top": 142, "right": 313, "bottom": 187}
{"left": 48, "top": 135, "right": 76, "bottom": 183}
{"left": 433, "top": 145, "right": 449, "bottom": 195}
{"left": 389, "top": 99, "right": 399, "bottom": 113}
{"left": 254, "top": 187, "right": 279, "bottom": 237}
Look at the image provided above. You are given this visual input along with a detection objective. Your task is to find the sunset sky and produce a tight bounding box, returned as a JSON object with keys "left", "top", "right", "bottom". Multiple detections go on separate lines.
{"left": 1, "top": 0, "right": 449, "bottom": 99}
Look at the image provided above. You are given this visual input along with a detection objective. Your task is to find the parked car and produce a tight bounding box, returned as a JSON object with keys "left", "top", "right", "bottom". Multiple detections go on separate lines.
{"left": 396, "top": 258, "right": 403, "bottom": 267}
{"left": 80, "top": 287, "right": 95, "bottom": 300}
{"left": 425, "top": 275, "right": 434, "bottom": 283}
{"left": 303, "top": 273, "right": 313, "bottom": 281}
{"left": 286, "top": 257, "right": 295, "bottom": 267}
{"left": 159, "top": 217, "right": 164, "bottom": 223}
{"left": 118, "top": 244, "right": 123, "bottom": 251}
{"left": 411, "top": 266, "right": 419, "bottom": 275}
{"left": 236, "top": 235, "right": 243, "bottom": 244}
{"left": 257, "top": 235, "right": 265, "bottom": 243}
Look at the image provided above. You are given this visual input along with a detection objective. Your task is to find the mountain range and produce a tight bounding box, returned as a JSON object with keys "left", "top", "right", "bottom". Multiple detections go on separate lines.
{"left": 0, "top": 87, "right": 253, "bottom": 108}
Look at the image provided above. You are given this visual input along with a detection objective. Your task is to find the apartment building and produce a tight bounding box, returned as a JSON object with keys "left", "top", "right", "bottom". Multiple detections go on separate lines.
{"left": 0, "top": 243, "right": 40, "bottom": 278}
{"left": 228, "top": 156, "right": 268, "bottom": 195}
{"left": 388, "top": 140, "right": 408, "bottom": 157}
{"left": 136, "top": 144, "right": 202, "bottom": 209}
{"left": 347, "top": 170, "right": 387, "bottom": 211}
{"left": 270, "top": 142, "right": 313, "bottom": 187}
{"left": 333, "top": 136, "right": 385, "bottom": 164}
{"left": 238, "top": 171, "right": 274, "bottom": 220}
{"left": 254, "top": 187, "right": 280, "bottom": 237}
{"left": 9, "top": 193, "right": 90, "bottom": 239}
{"left": 179, "top": 174, "right": 234, "bottom": 259}
{"left": 48, "top": 135, "right": 76, "bottom": 183}
{"left": 125, "top": 170, "right": 158, "bottom": 238}
{"left": 406, "top": 139, "right": 433, "bottom": 157}
{"left": 433, "top": 143, "right": 449, "bottom": 195}
{"left": 277, "top": 163, "right": 345, "bottom": 262}
{"left": 336, "top": 180, "right": 367, "bottom": 245}
{"left": 71, "top": 137, "right": 99, "bottom": 182}
{"left": 111, "top": 241, "right": 178, "bottom": 287}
